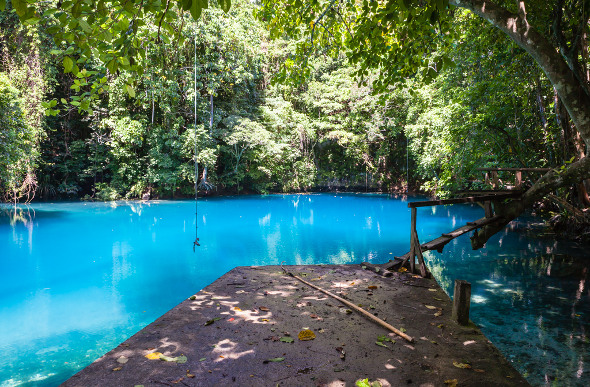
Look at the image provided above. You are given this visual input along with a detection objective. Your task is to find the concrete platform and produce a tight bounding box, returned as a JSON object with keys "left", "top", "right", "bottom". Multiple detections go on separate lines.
{"left": 63, "top": 265, "right": 529, "bottom": 386}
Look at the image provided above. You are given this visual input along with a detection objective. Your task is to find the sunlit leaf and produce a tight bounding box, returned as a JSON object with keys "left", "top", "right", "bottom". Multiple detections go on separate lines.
{"left": 453, "top": 361, "right": 472, "bottom": 369}
{"left": 145, "top": 352, "right": 163, "bottom": 360}
{"left": 298, "top": 329, "right": 316, "bottom": 341}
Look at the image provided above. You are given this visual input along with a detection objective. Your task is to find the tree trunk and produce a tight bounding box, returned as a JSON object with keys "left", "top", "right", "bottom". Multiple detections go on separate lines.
{"left": 471, "top": 157, "right": 590, "bottom": 249}
{"left": 450, "top": 0, "right": 590, "bottom": 148}
{"left": 447, "top": 0, "right": 590, "bottom": 247}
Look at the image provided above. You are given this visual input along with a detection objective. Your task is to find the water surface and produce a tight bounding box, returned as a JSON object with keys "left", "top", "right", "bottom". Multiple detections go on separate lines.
{"left": 1, "top": 194, "right": 588, "bottom": 386}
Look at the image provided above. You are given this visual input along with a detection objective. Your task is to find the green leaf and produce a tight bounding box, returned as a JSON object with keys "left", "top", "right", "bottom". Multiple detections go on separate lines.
{"left": 182, "top": 0, "right": 192, "bottom": 11}
{"left": 204, "top": 317, "right": 221, "bottom": 326}
{"left": 356, "top": 379, "right": 371, "bottom": 387}
{"left": 126, "top": 84, "right": 135, "bottom": 98}
{"left": 280, "top": 337, "right": 294, "bottom": 343}
{"left": 79, "top": 19, "right": 92, "bottom": 33}
{"left": 219, "top": 0, "right": 231, "bottom": 13}
{"left": 263, "top": 357, "right": 285, "bottom": 363}
{"left": 190, "top": 0, "right": 202, "bottom": 20}
{"left": 107, "top": 58, "right": 118, "bottom": 74}
{"left": 0, "top": 0, "right": 5, "bottom": 11}
{"left": 63, "top": 56, "right": 74, "bottom": 73}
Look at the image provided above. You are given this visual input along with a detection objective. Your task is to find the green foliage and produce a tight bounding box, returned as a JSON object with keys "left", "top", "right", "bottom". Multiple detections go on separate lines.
{"left": 0, "top": 73, "right": 38, "bottom": 200}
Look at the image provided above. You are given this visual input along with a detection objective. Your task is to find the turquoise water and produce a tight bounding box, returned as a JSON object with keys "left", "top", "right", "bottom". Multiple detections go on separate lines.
{"left": 0, "top": 194, "right": 588, "bottom": 386}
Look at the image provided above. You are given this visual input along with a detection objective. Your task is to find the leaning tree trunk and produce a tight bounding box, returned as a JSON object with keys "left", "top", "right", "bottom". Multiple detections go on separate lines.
{"left": 449, "top": 0, "right": 590, "bottom": 248}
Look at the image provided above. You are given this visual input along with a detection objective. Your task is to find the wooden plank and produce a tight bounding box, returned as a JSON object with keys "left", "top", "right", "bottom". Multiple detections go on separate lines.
{"left": 396, "top": 216, "right": 503, "bottom": 260}
{"left": 475, "top": 167, "right": 551, "bottom": 172}
{"left": 458, "top": 190, "right": 522, "bottom": 195}
{"left": 408, "top": 192, "right": 521, "bottom": 208}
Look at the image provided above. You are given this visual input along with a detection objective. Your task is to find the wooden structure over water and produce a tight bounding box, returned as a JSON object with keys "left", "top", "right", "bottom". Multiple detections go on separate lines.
{"left": 363, "top": 167, "right": 553, "bottom": 277}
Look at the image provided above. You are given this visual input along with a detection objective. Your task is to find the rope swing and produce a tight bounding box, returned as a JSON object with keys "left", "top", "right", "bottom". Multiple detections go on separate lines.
{"left": 193, "top": 35, "right": 200, "bottom": 251}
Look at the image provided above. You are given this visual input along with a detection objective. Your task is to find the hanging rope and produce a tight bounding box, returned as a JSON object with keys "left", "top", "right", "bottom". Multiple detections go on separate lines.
{"left": 193, "top": 35, "right": 200, "bottom": 251}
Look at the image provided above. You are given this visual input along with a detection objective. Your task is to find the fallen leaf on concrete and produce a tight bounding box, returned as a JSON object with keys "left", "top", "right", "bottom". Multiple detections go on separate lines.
{"left": 298, "top": 329, "right": 316, "bottom": 341}
{"left": 112, "top": 367, "right": 122, "bottom": 371}
{"left": 434, "top": 311, "right": 443, "bottom": 317}
{"left": 261, "top": 319, "right": 270, "bottom": 322}
{"left": 428, "top": 289, "right": 437, "bottom": 292}
{"left": 117, "top": 356, "right": 128, "bottom": 364}
{"left": 444, "top": 379, "right": 458, "bottom": 387}
{"left": 263, "top": 357, "right": 285, "bottom": 363}
{"left": 335, "top": 347, "right": 346, "bottom": 359}
{"left": 424, "top": 305, "right": 437, "bottom": 310}
{"left": 340, "top": 308, "right": 353, "bottom": 314}
{"left": 199, "top": 358, "right": 206, "bottom": 361}
{"left": 234, "top": 307, "right": 242, "bottom": 311}
{"left": 205, "top": 317, "right": 222, "bottom": 326}
{"left": 145, "top": 352, "right": 163, "bottom": 360}
{"left": 186, "top": 370, "right": 195, "bottom": 378}
{"left": 259, "top": 306, "right": 270, "bottom": 311}
{"left": 398, "top": 268, "right": 408, "bottom": 273}
{"left": 310, "top": 314, "right": 320, "bottom": 319}
{"left": 280, "top": 337, "right": 294, "bottom": 343}
{"left": 375, "top": 341, "right": 390, "bottom": 349}
{"left": 474, "top": 368, "right": 485, "bottom": 373}
{"left": 368, "top": 285, "right": 378, "bottom": 290}
{"left": 453, "top": 361, "right": 472, "bottom": 369}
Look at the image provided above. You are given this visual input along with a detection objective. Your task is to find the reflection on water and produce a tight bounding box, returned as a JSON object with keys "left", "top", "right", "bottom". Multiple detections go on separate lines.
{"left": 1, "top": 196, "right": 589, "bottom": 386}
{"left": 424, "top": 217, "right": 590, "bottom": 386}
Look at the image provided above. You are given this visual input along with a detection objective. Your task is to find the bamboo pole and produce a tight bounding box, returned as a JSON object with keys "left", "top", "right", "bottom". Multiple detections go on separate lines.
{"left": 282, "top": 266, "right": 414, "bottom": 343}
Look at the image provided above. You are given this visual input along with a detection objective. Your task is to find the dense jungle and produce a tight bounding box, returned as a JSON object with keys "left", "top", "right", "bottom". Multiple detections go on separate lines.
{"left": 1, "top": 0, "right": 590, "bottom": 240}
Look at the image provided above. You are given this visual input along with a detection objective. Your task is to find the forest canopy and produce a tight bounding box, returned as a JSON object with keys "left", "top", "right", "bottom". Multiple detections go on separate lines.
{"left": 1, "top": 0, "right": 590, "bottom": 243}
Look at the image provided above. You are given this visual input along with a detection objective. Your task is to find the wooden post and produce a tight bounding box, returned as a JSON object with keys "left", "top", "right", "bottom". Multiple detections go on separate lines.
{"left": 515, "top": 171, "right": 522, "bottom": 188}
{"left": 409, "top": 208, "right": 428, "bottom": 277}
{"left": 484, "top": 201, "right": 493, "bottom": 218}
{"left": 491, "top": 171, "right": 499, "bottom": 189}
{"left": 484, "top": 172, "right": 490, "bottom": 186}
{"left": 410, "top": 208, "right": 417, "bottom": 274}
{"left": 452, "top": 280, "right": 471, "bottom": 326}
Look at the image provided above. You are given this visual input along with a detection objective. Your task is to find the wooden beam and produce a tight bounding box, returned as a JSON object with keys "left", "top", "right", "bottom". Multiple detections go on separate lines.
{"left": 475, "top": 167, "right": 551, "bottom": 172}
{"left": 457, "top": 190, "right": 522, "bottom": 195}
{"left": 396, "top": 216, "right": 503, "bottom": 260}
{"left": 407, "top": 192, "right": 521, "bottom": 208}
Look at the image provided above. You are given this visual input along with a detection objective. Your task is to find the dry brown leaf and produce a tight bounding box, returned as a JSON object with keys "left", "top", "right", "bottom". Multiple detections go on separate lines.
{"left": 368, "top": 285, "right": 378, "bottom": 290}
{"left": 474, "top": 369, "right": 485, "bottom": 373}
{"left": 259, "top": 306, "right": 270, "bottom": 311}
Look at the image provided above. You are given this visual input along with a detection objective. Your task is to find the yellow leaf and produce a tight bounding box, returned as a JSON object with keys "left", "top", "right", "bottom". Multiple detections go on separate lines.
{"left": 444, "top": 379, "right": 458, "bottom": 387}
{"left": 453, "top": 361, "right": 472, "bottom": 369}
{"left": 425, "top": 305, "right": 437, "bottom": 309}
{"left": 398, "top": 268, "right": 407, "bottom": 273}
{"left": 234, "top": 307, "right": 242, "bottom": 311}
{"left": 145, "top": 352, "right": 163, "bottom": 360}
{"left": 298, "top": 329, "right": 316, "bottom": 341}
{"left": 428, "top": 288, "right": 437, "bottom": 292}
